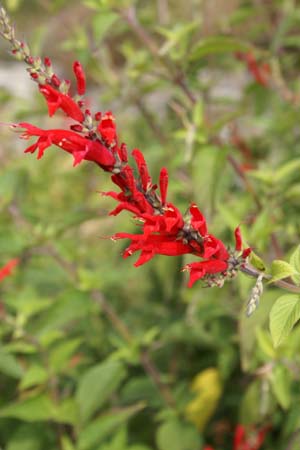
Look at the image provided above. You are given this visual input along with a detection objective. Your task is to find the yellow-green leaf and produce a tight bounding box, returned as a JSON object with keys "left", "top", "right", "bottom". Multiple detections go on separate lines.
{"left": 269, "top": 260, "right": 296, "bottom": 283}
{"left": 289, "top": 245, "right": 300, "bottom": 285}
{"left": 270, "top": 294, "right": 300, "bottom": 347}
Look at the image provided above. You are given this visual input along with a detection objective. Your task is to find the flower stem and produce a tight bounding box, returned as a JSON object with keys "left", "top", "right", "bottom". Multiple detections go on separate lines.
{"left": 241, "top": 263, "right": 300, "bottom": 294}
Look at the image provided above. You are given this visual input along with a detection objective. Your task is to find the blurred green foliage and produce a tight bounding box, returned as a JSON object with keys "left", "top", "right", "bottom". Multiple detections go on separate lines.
{"left": 1, "top": 0, "right": 300, "bottom": 449}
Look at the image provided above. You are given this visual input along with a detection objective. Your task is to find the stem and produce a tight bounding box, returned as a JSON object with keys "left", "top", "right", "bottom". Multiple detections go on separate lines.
{"left": 241, "top": 263, "right": 300, "bottom": 294}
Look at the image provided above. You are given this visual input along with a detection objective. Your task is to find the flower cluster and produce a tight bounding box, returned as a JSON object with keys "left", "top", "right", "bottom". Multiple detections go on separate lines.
{"left": 2, "top": 19, "right": 251, "bottom": 287}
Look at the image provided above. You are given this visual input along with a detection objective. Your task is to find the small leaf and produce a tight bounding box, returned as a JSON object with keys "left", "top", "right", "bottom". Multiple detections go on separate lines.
{"left": 0, "top": 348, "right": 24, "bottom": 379}
{"left": 270, "top": 294, "right": 300, "bottom": 347}
{"left": 189, "top": 36, "right": 250, "bottom": 61}
{"left": 269, "top": 260, "right": 296, "bottom": 283}
{"left": 76, "top": 359, "right": 127, "bottom": 422}
{"left": 185, "top": 368, "right": 222, "bottom": 431}
{"left": 78, "top": 403, "right": 145, "bottom": 450}
{"left": 249, "top": 252, "right": 266, "bottom": 272}
{"left": 270, "top": 365, "right": 291, "bottom": 409}
{"left": 49, "top": 338, "right": 82, "bottom": 373}
{"left": 156, "top": 418, "right": 201, "bottom": 450}
{"left": 19, "top": 364, "right": 48, "bottom": 390}
{"left": 289, "top": 245, "right": 300, "bottom": 285}
{"left": 0, "top": 394, "right": 56, "bottom": 422}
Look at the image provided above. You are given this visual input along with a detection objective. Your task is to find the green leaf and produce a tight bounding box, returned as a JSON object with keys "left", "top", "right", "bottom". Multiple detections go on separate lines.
{"left": 189, "top": 36, "right": 250, "bottom": 61}
{"left": 76, "top": 359, "right": 127, "bottom": 422}
{"left": 0, "top": 394, "right": 56, "bottom": 422}
{"left": 156, "top": 419, "right": 201, "bottom": 450}
{"left": 290, "top": 245, "right": 300, "bottom": 285}
{"left": 0, "top": 348, "right": 24, "bottom": 379}
{"left": 270, "top": 294, "right": 300, "bottom": 347}
{"left": 78, "top": 403, "right": 145, "bottom": 450}
{"left": 275, "top": 158, "right": 300, "bottom": 183}
{"left": 92, "top": 11, "right": 118, "bottom": 42}
{"left": 269, "top": 260, "right": 296, "bottom": 283}
{"left": 19, "top": 364, "right": 48, "bottom": 390}
{"left": 6, "top": 424, "right": 46, "bottom": 450}
{"left": 249, "top": 252, "right": 266, "bottom": 272}
{"left": 49, "top": 338, "right": 82, "bottom": 373}
{"left": 270, "top": 365, "right": 291, "bottom": 409}
{"left": 53, "top": 398, "right": 79, "bottom": 426}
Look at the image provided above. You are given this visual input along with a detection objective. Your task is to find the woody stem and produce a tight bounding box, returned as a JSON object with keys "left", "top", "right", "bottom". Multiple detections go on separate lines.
{"left": 241, "top": 263, "right": 300, "bottom": 294}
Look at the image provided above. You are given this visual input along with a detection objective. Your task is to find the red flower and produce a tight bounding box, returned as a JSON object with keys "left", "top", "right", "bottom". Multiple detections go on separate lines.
{"left": 73, "top": 61, "right": 86, "bottom": 96}
{"left": 183, "top": 259, "right": 228, "bottom": 288}
{"left": 97, "top": 111, "right": 117, "bottom": 146}
{"left": 39, "top": 84, "right": 84, "bottom": 122}
{"left": 18, "top": 122, "right": 116, "bottom": 170}
{"left": 233, "top": 425, "right": 267, "bottom": 450}
{"left": 159, "top": 167, "right": 168, "bottom": 206}
{"left": 0, "top": 259, "right": 19, "bottom": 282}
{"left": 132, "top": 148, "right": 152, "bottom": 192}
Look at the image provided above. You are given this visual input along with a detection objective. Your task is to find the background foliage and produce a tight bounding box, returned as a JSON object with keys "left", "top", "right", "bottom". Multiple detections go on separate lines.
{"left": 1, "top": 0, "right": 300, "bottom": 449}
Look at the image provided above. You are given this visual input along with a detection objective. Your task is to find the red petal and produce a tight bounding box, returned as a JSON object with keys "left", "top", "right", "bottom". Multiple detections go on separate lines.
{"left": 73, "top": 61, "right": 86, "bottom": 96}
{"left": 132, "top": 148, "right": 151, "bottom": 191}
{"left": 159, "top": 167, "right": 168, "bottom": 205}
{"left": 190, "top": 203, "right": 207, "bottom": 236}
{"left": 234, "top": 226, "right": 242, "bottom": 251}
{"left": 0, "top": 258, "right": 19, "bottom": 282}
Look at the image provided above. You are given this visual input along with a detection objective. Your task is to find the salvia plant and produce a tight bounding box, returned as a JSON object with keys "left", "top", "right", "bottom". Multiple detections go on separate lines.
{"left": 1, "top": 2, "right": 300, "bottom": 450}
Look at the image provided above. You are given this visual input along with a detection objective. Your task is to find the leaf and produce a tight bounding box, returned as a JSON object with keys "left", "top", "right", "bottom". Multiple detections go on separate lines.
{"left": 189, "top": 36, "right": 250, "bottom": 61}
{"left": 156, "top": 418, "right": 201, "bottom": 450}
{"left": 269, "top": 260, "right": 296, "bottom": 283}
{"left": 275, "top": 158, "right": 300, "bottom": 183}
{"left": 92, "top": 11, "right": 118, "bottom": 42}
{"left": 19, "top": 364, "right": 48, "bottom": 390}
{"left": 78, "top": 403, "right": 145, "bottom": 450}
{"left": 270, "top": 294, "right": 300, "bottom": 347}
{"left": 0, "top": 394, "right": 56, "bottom": 422}
{"left": 270, "top": 365, "right": 291, "bottom": 409}
{"left": 49, "top": 338, "right": 82, "bottom": 373}
{"left": 249, "top": 252, "right": 266, "bottom": 272}
{"left": 290, "top": 245, "right": 300, "bottom": 285}
{"left": 6, "top": 424, "right": 46, "bottom": 450}
{"left": 0, "top": 348, "right": 24, "bottom": 379}
{"left": 53, "top": 398, "right": 79, "bottom": 425}
{"left": 76, "top": 359, "right": 127, "bottom": 422}
{"left": 184, "top": 368, "right": 222, "bottom": 431}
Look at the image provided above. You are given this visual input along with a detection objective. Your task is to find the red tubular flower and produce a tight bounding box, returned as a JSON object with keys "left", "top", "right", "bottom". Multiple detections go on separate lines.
{"left": 97, "top": 111, "right": 117, "bottom": 146}
{"left": 233, "top": 424, "right": 267, "bottom": 450}
{"left": 132, "top": 148, "right": 151, "bottom": 191}
{"left": 39, "top": 84, "right": 84, "bottom": 122}
{"left": 235, "top": 226, "right": 242, "bottom": 251}
{"left": 0, "top": 259, "right": 19, "bottom": 282}
{"left": 18, "top": 123, "right": 116, "bottom": 170}
{"left": 159, "top": 167, "right": 168, "bottom": 206}
{"left": 190, "top": 203, "right": 207, "bottom": 236}
{"left": 73, "top": 61, "right": 86, "bottom": 96}
{"left": 113, "top": 232, "right": 194, "bottom": 266}
{"left": 183, "top": 259, "right": 228, "bottom": 288}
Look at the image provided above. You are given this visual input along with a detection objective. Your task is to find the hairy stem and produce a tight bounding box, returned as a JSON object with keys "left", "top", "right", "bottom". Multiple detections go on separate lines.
{"left": 241, "top": 263, "right": 300, "bottom": 294}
